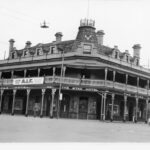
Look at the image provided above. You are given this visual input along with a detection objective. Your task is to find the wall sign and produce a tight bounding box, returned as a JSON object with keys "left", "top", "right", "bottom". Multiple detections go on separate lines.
{"left": 13, "top": 77, "right": 44, "bottom": 85}
{"left": 62, "top": 86, "right": 98, "bottom": 92}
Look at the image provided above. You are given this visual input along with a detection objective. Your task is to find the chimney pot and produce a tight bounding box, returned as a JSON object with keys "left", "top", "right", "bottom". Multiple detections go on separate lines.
{"left": 8, "top": 38, "right": 15, "bottom": 59}
{"left": 132, "top": 44, "right": 141, "bottom": 58}
{"left": 25, "top": 41, "right": 32, "bottom": 48}
{"left": 96, "top": 30, "right": 105, "bottom": 45}
{"left": 55, "top": 32, "right": 63, "bottom": 43}
{"left": 114, "top": 45, "right": 118, "bottom": 50}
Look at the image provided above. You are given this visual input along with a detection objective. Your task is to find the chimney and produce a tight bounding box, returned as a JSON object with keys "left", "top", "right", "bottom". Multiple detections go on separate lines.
{"left": 114, "top": 45, "right": 118, "bottom": 50}
{"left": 96, "top": 30, "right": 105, "bottom": 45}
{"left": 9, "top": 39, "right": 15, "bottom": 52}
{"left": 9, "top": 39, "right": 15, "bottom": 58}
{"left": 55, "top": 32, "right": 63, "bottom": 43}
{"left": 132, "top": 44, "right": 141, "bottom": 58}
{"left": 25, "top": 41, "right": 32, "bottom": 48}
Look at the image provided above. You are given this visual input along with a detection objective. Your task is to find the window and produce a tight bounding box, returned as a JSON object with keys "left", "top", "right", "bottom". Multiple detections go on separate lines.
{"left": 83, "top": 44, "right": 92, "bottom": 54}
{"left": 114, "top": 51, "right": 118, "bottom": 59}
{"left": 24, "top": 50, "right": 28, "bottom": 57}
{"left": 51, "top": 47, "right": 55, "bottom": 54}
{"left": 11, "top": 52, "right": 15, "bottom": 59}
{"left": 126, "top": 55, "right": 129, "bottom": 62}
{"left": 136, "top": 59, "right": 139, "bottom": 66}
{"left": 36, "top": 48, "right": 43, "bottom": 56}
{"left": 108, "top": 104, "right": 119, "bottom": 116}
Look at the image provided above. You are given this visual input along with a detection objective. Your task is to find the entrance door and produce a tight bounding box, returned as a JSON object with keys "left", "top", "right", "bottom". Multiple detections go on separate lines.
{"left": 96, "top": 98, "right": 101, "bottom": 119}
{"left": 60, "top": 94, "right": 70, "bottom": 118}
{"left": 129, "top": 103, "right": 134, "bottom": 121}
{"left": 2, "top": 95, "right": 13, "bottom": 114}
{"left": 78, "top": 97, "right": 88, "bottom": 119}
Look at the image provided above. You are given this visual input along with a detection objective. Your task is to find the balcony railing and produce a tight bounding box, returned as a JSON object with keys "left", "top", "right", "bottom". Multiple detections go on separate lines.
{"left": 0, "top": 76, "right": 149, "bottom": 96}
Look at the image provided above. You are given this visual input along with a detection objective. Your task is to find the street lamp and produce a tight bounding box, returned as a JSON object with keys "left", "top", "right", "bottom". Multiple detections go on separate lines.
{"left": 57, "top": 45, "right": 64, "bottom": 119}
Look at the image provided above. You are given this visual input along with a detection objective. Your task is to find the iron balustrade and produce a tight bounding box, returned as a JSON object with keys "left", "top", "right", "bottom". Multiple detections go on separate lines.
{"left": 126, "top": 85, "right": 138, "bottom": 93}
{"left": 0, "top": 76, "right": 149, "bottom": 96}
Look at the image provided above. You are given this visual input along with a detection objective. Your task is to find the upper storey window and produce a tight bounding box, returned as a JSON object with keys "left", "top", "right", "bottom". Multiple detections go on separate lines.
{"left": 24, "top": 50, "right": 28, "bottom": 57}
{"left": 126, "top": 55, "right": 129, "bottom": 62}
{"left": 83, "top": 44, "right": 92, "bottom": 54}
{"left": 36, "top": 48, "right": 43, "bottom": 56}
{"left": 11, "top": 52, "right": 15, "bottom": 59}
{"left": 112, "top": 46, "right": 119, "bottom": 59}
{"left": 114, "top": 51, "right": 119, "bottom": 59}
{"left": 51, "top": 47, "right": 55, "bottom": 54}
{"left": 124, "top": 50, "right": 130, "bottom": 63}
{"left": 134, "top": 58, "right": 139, "bottom": 66}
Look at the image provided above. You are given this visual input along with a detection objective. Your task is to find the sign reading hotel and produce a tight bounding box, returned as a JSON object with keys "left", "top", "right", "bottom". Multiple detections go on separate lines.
{"left": 13, "top": 77, "right": 44, "bottom": 85}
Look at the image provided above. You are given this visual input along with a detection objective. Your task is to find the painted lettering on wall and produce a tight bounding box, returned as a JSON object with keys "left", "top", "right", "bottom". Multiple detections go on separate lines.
{"left": 13, "top": 77, "right": 44, "bottom": 85}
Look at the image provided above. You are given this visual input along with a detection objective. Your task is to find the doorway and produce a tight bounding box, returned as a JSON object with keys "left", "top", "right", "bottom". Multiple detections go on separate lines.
{"left": 78, "top": 97, "right": 88, "bottom": 119}
{"left": 129, "top": 102, "right": 134, "bottom": 121}
{"left": 96, "top": 98, "right": 101, "bottom": 120}
{"left": 1, "top": 90, "right": 13, "bottom": 114}
{"left": 60, "top": 94, "right": 70, "bottom": 118}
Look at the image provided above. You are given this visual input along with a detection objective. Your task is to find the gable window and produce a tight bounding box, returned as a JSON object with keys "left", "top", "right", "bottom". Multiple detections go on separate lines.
{"left": 83, "top": 44, "right": 92, "bottom": 54}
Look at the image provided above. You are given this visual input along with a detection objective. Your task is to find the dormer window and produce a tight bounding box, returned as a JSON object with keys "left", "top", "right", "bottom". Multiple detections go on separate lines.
{"left": 126, "top": 55, "right": 129, "bottom": 62}
{"left": 36, "top": 48, "right": 43, "bottom": 56}
{"left": 135, "top": 58, "right": 139, "bottom": 66}
{"left": 11, "top": 52, "right": 15, "bottom": 59}
{"left": 24, "top": 50, "right": 28, "bottom": 57}
{"left": 83, "top": 44, "right": 92, "bottom": 54}
{"left": 114, "top": 51, "right": 119, "bottom": 59}
{"left": 51, "top": 47, "right": 55, "bottom": 54}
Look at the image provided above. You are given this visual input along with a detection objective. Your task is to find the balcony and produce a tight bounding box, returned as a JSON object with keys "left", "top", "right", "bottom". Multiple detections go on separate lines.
{"left": 0, "top": 76, "right": 149, "bottom": 96}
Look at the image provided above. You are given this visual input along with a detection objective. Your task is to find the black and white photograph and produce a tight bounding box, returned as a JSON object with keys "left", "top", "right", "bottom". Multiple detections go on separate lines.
{"left": 0, "top": 0, "right": 150, "bottom": 148}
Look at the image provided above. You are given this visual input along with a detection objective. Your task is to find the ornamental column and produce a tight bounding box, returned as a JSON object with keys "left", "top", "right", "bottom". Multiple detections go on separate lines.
{"left": 63, "top": 66, "right": 66, "bottom": 77}
{"left": 12, "top": 89, "right": 17, "bottom": 115}
{"left": 103, "top": 92, "right": 107, "bottom": 121}
{"left": 100, "top": 93, "right": 104, "bottom": 120}
{"left": 125, "top": 74, "right": 128, "bottom": 91}
{"left": 137, "top": 77, "right": 139, "bottom": 93}
{"left": 111, "top": 93, "right": 115, "bottom": 122}
{"left": 50, "top": 88, "right": 56, "bottom": 118}
{"left": 0, "top": 89, "right": 4, "bottom": 114}
{"left": 135, "top": 96, "right": 139, "bottom": 123}
{"left": 104, "top": 68, "right": 108, "bottom": 86}
{"left": 123, "top": 94, "right": 127, "bottom": 122}
{"left": 40, "top": 88, "right": 46, "bottom": 118}
{"left": 0, "top": 72, "right": 2, "bottom": 79}
{"left": 11, "top": 70, "right": 14, "bottom": 78}
{"left": 113, "top": 71, "right": 116, "bottom": 89}
{"left": 24, "top": 69, "right": 27, "bottom": 78}
{"left": 38, "top": 68, "right": 40, "bottom": 77}
{"left": 147, "top": 80, "right": 149, "bottom": 91}
{"left": 113, "top": 71, "right": 116, "bottom": 82}
{"left": 25, "top": 89, "right": 31, "bottom": 117}
{"left": 145, "top": 98, "right": 149, "bottom": 123}
{"left": 53, "top": 67, "right": 56, "bottom": 81}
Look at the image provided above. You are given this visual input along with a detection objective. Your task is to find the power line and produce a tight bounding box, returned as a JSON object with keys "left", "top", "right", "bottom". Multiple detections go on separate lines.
{"left": 0, "top": 5, "right": 41, "bottom": 23}
{"left": 87, "top": 0, "right": 90, "bottom": 19}
{"left": 0, "top": 41, "right": 8, "bottom": 46}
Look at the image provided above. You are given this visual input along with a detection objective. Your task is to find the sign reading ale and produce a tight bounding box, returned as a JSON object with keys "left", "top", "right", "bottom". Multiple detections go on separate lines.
{"left": 13, "top": 77, "right": 44, "bottom": 85}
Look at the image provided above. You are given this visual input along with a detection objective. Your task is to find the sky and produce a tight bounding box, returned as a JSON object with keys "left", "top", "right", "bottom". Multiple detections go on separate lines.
{"left": 0, "top": 0, "right": 150, "bottom": 67}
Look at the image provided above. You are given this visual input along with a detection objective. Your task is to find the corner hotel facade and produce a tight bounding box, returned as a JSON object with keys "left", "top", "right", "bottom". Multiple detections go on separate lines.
{"left": 0, "top": 19, "right": 149, "bottom": 123}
